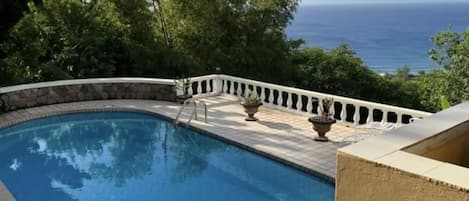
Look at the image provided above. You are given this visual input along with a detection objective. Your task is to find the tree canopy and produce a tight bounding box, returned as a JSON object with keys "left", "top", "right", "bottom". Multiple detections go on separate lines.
{"left": 1, "top": 0, "right": 466, "bottom": 112}
{"left": 420, "top": 28, "right": 469, "bottom": 111}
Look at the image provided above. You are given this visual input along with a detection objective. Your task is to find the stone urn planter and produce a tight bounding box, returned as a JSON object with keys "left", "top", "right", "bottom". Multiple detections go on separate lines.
{"left": 308, "top": 116, "right": 336, "bottom": 142}
{"left": 241, "top": 102, "right": 262, "bottom": 121}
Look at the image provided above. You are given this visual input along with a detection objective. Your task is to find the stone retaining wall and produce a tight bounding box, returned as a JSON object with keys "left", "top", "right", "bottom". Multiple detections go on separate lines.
{"left": 0, "top": 79, "right": 176, "bottom": 112}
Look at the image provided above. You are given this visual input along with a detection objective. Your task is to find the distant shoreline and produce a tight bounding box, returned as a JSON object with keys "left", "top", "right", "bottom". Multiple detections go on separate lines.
{"left": 287, "top": 3, "right": 469, "bottom": 73}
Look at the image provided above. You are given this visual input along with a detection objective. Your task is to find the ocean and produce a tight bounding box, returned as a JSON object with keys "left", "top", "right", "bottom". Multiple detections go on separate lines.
{"left": 286, "top": 3, "right": 469, "bottom": 73}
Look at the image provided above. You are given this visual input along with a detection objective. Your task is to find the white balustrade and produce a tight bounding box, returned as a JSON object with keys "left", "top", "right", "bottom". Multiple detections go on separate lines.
{"left": 260, "top": 87, "right": 266, "bottom": 102}
{"left": 297, "top": 95, "right": 303, "bottom": 112}
{"left": 188, "top": 83, "right": 193, "bottom": 95}
{"left": 5, "top": 73, "right": 428, "bottom": 125}
{"left": 223, "top": 80, "right": 228, "bottom": 93}
{"left": 277, "top": 91, "right": 283, "bottom": 106}
{"left": 286, "top": 93, "right": 292, "bottom": 109}
{"left": 196, "top": 81, "right": 202, "bottom": 94}
{"left": 207, "top": 80, "right": 212, "bottom": 92}
{"left": 268, "top": 89, "right": 274, "bottom": 105}
{"left": 185, "top": 75, "right": 219, "bottom": 96}
{"left": 340, "top": 104, "right": 347, "bottom": 122}
{"left": 306, "top": 97, "right": 313, "bottom": 113}
{"left": 318, "top": 98, "right": 323, "bottom": 114}
{"left": 367, "top": 108, "right": 374, "bottom": 123}
{"left": 215, "top": 75, "right": 432, "bottom": 125}
{"left": 353, "top": 105, "right": 360, "bottom": 125}
{"left": 382, "top": 110, "right": 389, "bottom": 123}
{"left": 183, "top": 74, "right": 432, "bottom": 125}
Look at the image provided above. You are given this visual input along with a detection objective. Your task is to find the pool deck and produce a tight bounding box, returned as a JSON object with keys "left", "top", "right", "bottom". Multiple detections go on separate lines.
{"left": 0, "top": 95, "right": 358, "bottom": 182}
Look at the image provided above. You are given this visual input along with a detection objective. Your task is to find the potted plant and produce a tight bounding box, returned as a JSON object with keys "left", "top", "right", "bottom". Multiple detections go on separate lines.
{"left": 308, "top": 97, "right": 336, "bottom": 141}
{"left": 320, "top": 97, "right": 334, "bottom": 119}
{"left": 241, "top": 90, "right": 263, "bottom": 121}
{"left": 175, "top": 76, "right": 192, "bottom": 104}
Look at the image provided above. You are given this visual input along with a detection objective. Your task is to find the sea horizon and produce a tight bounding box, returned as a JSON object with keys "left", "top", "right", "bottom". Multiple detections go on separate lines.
{"left": 286, "top": 2, "right": 469, "bottom": 73}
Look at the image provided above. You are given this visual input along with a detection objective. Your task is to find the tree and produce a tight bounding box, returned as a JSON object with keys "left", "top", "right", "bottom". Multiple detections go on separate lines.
{"left": 420, "top": 28, "right": 469, "bottom": 111}
{"left": 162, "top": 0, "right": 301, "bottom": 81}
{"left": 0, "top": 0, "right": 42, "bottom": 42}
{"left": 291, "top": 45, "right": 381, "bottom": 98}
{"left": 0, "top": 0, "right": 194, "bottom": 86}
{"left": 1, "top": 0, "right": 127, "bottom": 84}
{"left": 394, "top": 65, "right": 410, "bottom": 81}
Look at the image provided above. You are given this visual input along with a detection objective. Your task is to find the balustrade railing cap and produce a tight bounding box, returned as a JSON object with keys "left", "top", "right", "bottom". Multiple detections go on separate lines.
{"left": 0, "top": 77, "right": 175, "bottom": 94}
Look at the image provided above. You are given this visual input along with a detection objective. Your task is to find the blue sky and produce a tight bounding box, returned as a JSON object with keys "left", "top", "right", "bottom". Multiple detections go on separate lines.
{"left": 301, "top": 0, "right": 469, "bottom": 5}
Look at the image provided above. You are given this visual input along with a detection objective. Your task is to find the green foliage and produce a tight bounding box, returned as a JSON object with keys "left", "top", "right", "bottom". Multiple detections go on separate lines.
{"left": 2, "top": 0, "right": 126, "bottom": 83}
{"left": 1, "top": 0, "right": 459, "bottom": 113}
{"left": 290, "top": 45, "right": 426, "bottom": 110}
{"left": 292, "top": 45, "right": 381, "bottom": 98}
{"left": 394, "top": 65, "right": 411, "bottom": 81}
{"left": 420, "top": 28, "right": 469, "bottom": 111}
{"left": 0, "top": 0, "right": 194, "bottom": 86}
{"left": 163, "top": 0, "right": 300, "bottom": 81}
{"left": 418, "top": 70, "right": 449, "bottom": 111}
{"left": 440, "top": 96, "right": 451, "bottom": 110}
{"left": 243, "top": 90, "right": 262, "bottom": 105}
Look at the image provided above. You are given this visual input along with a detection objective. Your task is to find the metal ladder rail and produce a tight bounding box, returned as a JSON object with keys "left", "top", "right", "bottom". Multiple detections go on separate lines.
{"left": 174, "top": 99, "right": 208, "bottom": 126}
{"left": 190, "top": 100, "right": 208, "bottom": 123}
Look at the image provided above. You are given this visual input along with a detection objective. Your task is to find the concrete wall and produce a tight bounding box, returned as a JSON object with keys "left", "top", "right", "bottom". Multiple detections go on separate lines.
{"left": 422, "top": 132, "right": 469, "bottom": 168}
{"left": 336, "top": 152, "right": 469, "bottom": 201}
{"left": 0, "top": 78, "right": 176, "bottom": 112}
{"left": 336, "top": 102, "right": 469, "bottom": 201}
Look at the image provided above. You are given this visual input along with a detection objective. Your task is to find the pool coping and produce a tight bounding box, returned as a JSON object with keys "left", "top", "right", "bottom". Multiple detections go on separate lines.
{"left": 338, "top": 101, "right": 469, "bottom": 192}
{"left": 0, "top": 100, "right": 337, "bottom": 184}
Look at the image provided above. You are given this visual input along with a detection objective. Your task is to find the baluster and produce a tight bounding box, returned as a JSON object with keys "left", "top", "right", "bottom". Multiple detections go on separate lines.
{"left": 227, "top": 81, "right": 232, "bottom": 94}
{"left": 286, "top": 93, "right": 292, "bottom": 109}
{"left": 330, "top": 102, "right": 335, "bottom": 117}
{"left": 236, "top": 82, "right": 242, "bottom": 97}
{"left": 340, "top": 103, "right": 347, "bottom": 122}
{"left": 268, "top": 89, "right": 274, "bottom": 105}
{"left": 188, "top": 83, "right": 193, "bottom": 95}
{"left": 277, "top": 91, "right": 283, "bottom": 107}
{"left": 353, "top": 105, "right": 360, "bottom": 125}
{"left": 306, "top": 97, "right": 313, "bottom": 113}
{"left": 367, "top": 108, "right": 374, "bottom": 123}
{"left": 318, "top": 98, "right": 323, "bottom": 114}
{"left": 260, "top": 87, "right": 265, "bottom": 102}
{"left": 207, "top": 80, "right": 212, "bottom": 92}
{"left": 382, "top": 110, "right": 388, "bottom": 123}
{"left": 222, "top": 80, "right": 227, "bottom": 93}
{"left": 244, "top": 84, "right": 250, "bottom": 97}
{"left": 297, "top": 95, "right": 303, "bottom": 112}
{"left": 197, "top": 81, "right": 202, "bottom": 94}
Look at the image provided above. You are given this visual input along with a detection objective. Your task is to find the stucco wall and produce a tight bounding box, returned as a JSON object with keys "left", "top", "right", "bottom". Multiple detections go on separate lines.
{"left": 336, "top": 152, "right": 469, "bottom": 201}
{"left": 422, "top": 132, "right": 469, "bottom": 168}
{"left": 0, "top": 79, "right": 176, "bottom": 112}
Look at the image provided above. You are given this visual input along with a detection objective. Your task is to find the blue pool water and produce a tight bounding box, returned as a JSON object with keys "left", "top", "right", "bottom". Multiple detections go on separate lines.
{"left": 0, "top": 112, "right": 334, "bottom": 201}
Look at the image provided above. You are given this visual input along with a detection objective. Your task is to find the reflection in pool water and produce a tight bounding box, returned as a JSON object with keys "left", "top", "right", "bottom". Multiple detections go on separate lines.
{"left": 0, "top": 112, "right": 334, "bottom": 201}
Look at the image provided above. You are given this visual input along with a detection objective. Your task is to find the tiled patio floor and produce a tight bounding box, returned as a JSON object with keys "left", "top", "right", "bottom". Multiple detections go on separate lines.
{"left": 0, "top": 95, "right": 360, "bottom": 181}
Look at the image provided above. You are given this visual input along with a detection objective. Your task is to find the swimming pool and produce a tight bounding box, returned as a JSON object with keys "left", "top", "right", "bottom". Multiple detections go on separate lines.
{"left": 0, "top": 112, "right": 334, "bottom": 201}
